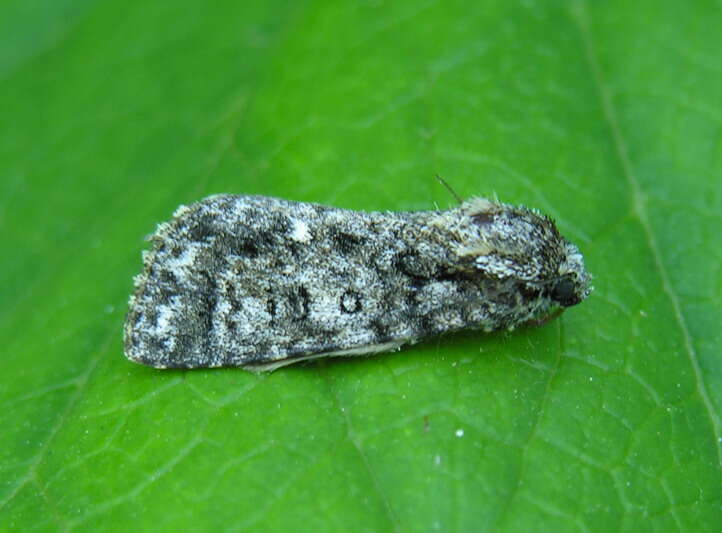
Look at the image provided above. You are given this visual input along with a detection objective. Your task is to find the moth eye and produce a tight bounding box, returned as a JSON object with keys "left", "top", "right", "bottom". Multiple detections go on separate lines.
{"left": 550, "top": 276, "right": 580, "bottom": 307}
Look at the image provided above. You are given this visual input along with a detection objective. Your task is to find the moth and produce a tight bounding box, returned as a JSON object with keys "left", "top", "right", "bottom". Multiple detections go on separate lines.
{"left": 124, "top": 194, "right": 592, "bottom": 370}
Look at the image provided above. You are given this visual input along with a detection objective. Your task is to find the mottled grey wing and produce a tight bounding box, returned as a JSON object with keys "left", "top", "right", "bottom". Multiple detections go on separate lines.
{"left": 124, "top": 195, "right": 421, "bottom": 369}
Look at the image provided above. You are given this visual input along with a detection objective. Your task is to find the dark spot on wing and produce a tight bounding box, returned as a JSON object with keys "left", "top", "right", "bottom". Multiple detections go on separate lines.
{"left": 224, "top": 234, "right": 259, "bottom": 257}
{"left": 270, "top": 214, "right": 290, "bottom": 234}
{"left": 160, "top": 270, "right": 177, "bottom": 284}
{"left": 146, "top": 308, "right": 159, "bottom": 327}
{"left": 416, "top": 313, "right": 439, "bottom": 336}
{"left": 286, "top": 286, "right": 310, "bottom": 320}
{"left": 404, "top": 289, "right": 420, "bottom": 308}
{"left": 130, "top": 310, "right": 144, "bottom": 328}
{"left": 158, "top": 286, "right": 176, "bottom": 304}
{"left": 519, "top": 283, "right": 541, "bottom": 301}
{"left": 225, "top": 283, "right": 242, "bottom": 312}
{"left": 332, "top": 230, "right": 365, "bottom": 255}
{"left": 157, "top": 270, "right": 178, "bottom": 304}
{"left": 146, "top": 335, "right": 170, "bottom": 359}
{"left": 369, "top": 318, "right": 392, "bottom": 343}
{"left": 433, "top": 268, "right": 482, "bottom": 293}
{"left": 188, "top": 214, "right": 216, "bottom": 242}
{"left": 267, "top": 297, "right": 277, "bottom": 318}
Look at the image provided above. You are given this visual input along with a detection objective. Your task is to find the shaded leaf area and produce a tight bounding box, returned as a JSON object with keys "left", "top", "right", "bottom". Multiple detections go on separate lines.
{"left": 0, "top": 0, "right": 720, "bottom": 531}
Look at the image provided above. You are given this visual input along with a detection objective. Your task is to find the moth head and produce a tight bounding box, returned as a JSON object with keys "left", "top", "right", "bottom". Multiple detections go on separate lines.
{"left": 451, "top": 198, "right": 592, "bottom": 308}
{"left": 547, "top": 241, "right": 593, "bottom": 308}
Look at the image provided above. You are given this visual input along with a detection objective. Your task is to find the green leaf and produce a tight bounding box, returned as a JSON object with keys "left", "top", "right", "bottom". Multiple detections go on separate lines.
{"left": 1, "top": 0, "right": 720, "bottom": 531}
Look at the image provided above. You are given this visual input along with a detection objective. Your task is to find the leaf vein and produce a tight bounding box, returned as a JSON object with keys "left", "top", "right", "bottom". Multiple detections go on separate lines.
{"left": 573, "top": 0, "right": 722, "bottom": 469}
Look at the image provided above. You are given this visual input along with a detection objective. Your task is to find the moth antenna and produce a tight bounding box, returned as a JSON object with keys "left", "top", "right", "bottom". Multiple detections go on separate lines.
{"left": 435, "top": 174, "right": 463, "bottom": 205}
